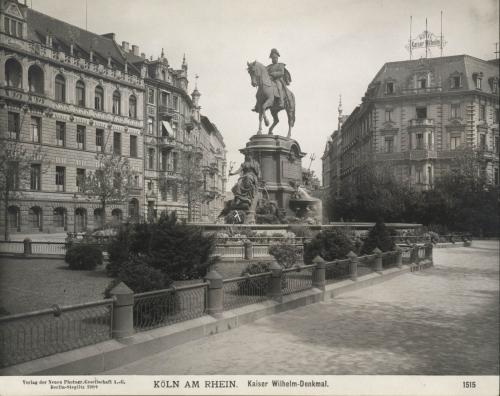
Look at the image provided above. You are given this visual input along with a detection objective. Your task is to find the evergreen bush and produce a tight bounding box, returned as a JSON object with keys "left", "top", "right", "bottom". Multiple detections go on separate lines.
{"left": 303, "top": 229, "right": 354, "bottom": 264}
{"left": 360, "top": 221, "right": 395, "bottom": 255}
{"left": 269, "top": 243, "right": 302, "bottom": 268}
{"left": 65, "top": 244, "right": 103, "bottom": 270}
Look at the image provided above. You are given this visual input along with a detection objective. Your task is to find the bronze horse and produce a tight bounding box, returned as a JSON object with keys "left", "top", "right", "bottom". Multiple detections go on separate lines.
{"left": 247, "top": 61, "right": 295, "bottom": 138}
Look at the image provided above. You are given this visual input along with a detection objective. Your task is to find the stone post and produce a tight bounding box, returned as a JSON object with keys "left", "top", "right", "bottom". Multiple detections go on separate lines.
{"left": 426, "top": 243, "right": 434, "bottom": 265}
{"left": 410, "top": 245, "right": 418, "bottom": 264}
{"left": 373, "top": 247, "right": 383, "bottom": 272}
{"left": 312, "top": 255, "right": 326, "bottom": 291}
{"left": 205, "top": 270, "right": 223, "bottom": 318}
{"left": 243, "top": 240, "right": 253, "bottom": 260}
{"left": 347, "top": 251, "right": 358, "bottom": 281}
{"left": 110, "top": 282, "right": 134, "bottom": 339}
{"left": 23, "top": 238, "right": 32, "bottom": 256}
{"left": 268, "top": 260, "right": 283, "bottom": 302}
{"left": 395, "top": 245, "right": 403, "bottom": 268}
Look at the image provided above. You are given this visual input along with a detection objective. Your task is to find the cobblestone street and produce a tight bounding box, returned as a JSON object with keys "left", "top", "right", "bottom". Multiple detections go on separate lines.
{"left": 106, "top": 241, "right": 499, "bottom": 375}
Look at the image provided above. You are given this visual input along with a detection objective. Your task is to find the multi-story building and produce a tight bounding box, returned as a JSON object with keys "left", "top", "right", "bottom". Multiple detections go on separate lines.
{"left": 322, "top": 55, "right": 499, "bottom": 203}
{"left": 0, "top": 0, "right": 145, "bottom": 233}
{"left": 0, "top": 0, "right": 226, "bottom": 234}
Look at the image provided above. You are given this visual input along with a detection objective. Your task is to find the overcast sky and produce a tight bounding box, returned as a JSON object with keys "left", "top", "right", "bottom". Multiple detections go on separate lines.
{"left": 32, "top": 0, "right": 499, "bottom": 182}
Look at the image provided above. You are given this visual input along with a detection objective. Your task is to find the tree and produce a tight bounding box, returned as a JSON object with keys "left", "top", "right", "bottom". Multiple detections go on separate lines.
{"left": 83, "top": 153, "right": 132, "bottom": 228}
{"left": 178, "top": 148, "right": 206, "bottom": 222}
{"left": 0, "top": 112, "right": 45, "bottom": 240}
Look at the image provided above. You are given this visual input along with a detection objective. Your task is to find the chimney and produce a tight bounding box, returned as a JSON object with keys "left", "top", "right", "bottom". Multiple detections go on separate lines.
{"left": 122, "top": 41, "right": 130, "bottom": 52}
{"left": 132, "top": 45, "right": 139, "bottom": 56}
{"left": 141, "top": 52, "right": 146, "bottom": 58}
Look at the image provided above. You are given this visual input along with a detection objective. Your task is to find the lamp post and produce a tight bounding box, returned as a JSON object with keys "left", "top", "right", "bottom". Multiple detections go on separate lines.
{"left": 73, "top": 192, "right": 78, "bottom": 234}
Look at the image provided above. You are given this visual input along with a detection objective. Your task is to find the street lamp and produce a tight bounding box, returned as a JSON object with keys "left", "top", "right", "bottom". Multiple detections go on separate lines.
{"left": 73, "top": 193, "right": 78, "bottom": 234}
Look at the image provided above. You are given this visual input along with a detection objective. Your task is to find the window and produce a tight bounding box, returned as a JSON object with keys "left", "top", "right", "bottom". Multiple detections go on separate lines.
{"left": 53, "top": 208, "right": 66, "bottom": 228}
{"left": 495, "top": 168, "right": 499, "bottom": 186}
{"left": 416, "top": 133, "right": 424, "bottom": 150}
{"left": 427, "top": 132, "right": 433, "bottom": 149}
{"left": 148, "top": 88, "right": 155, "bottom": 104}
{"left": 76, "top": 168, "right": 86, "bottom": 192}
{"left": 173, "top": 152, "right": 178, "bottom": 172}
{"left": 5, "top": 58, "right": 22, "bottom": 88}
{"left": 28, "top": 207, "right": 42, "bottom": 230}
{"left": 451, "top": 75, "right": 461, "bottom": 89}
{"left": 4, "top": 16, "right": 23, "bottom": 38}
{"left": 384, "top": 136, "right": 394, "bottom": 153}
{"left": 479, "top": 105, "right": 486, "bottom": 121}
{"left": 130, "top": 135, "right": 137, "bottom": 157}
{"left": 161, "top": 150, "right": 169, "bottom": 171}
{"left": 76, "top": 80, "right": 85, "bottom": 106}
{"left": 148, "top": 117, "right": 154, "bottom": 134}
{"left": 7, "top": 162, "right": 19, "bottom": 190}
{"left": 129, "top": 96, "right": 137, "bottom": 118}
{"left": 418, "top": 79, "right": 427, "bottom": 89}
{"left": 427, "top": 166, "right": 433, "bottom": 186}
{"left": 112, "top": 90, "right": 121, "bottom": 114}
{"left": 113, "top": 132, "right": 121, "bottom": 155}
{"left": 172, "top": 95, "right": 178, "bottom": 110}
{"left": 495, "top": 136, "right": 499, "bottom": 155}
{"left": 148, "top": 148, "right": 155, "bottom": 169}
{"left": 492, "top": 81, "right": 498, "bottom": 94}
{"left": 495, "top": 109, "right": 500, "bottom": 124}
{"left": 161, "top": 91, "right": 170, "bottom": 106}
{"left": 171, "top": 183, "right": 178, "bottom": 201}
{"left": 480, "top": 134, "right": 486, "bottom": 151}
{"left": 31, "top": 116, "right": 41, "bottom": 142}
{"left": 55, "top": 166, "right": 65, "bottom": 191}
{"left": 55, "top": 74, "right": 65, "bottom": 102}
{"left": 30, "top": 164, "right": 41, "bottom": 190}
{"left": 76, "top": 125, "right": 85, "bottom": 150}
{"left": 416, "top": 167, "right": 423, "bottom": 184}
{"left": 475, "top": 76, "right": 482, "bottom": 90}
{"left": 95, "top": 86, "right": 104, "bottom": 111}
{"left": 450, "top": 135, "right": 461, "bottom": 150}
{"left": 28, "top": 65, "right": 44, "bottom": 94}
{"left": 96, "top": 129, "right": 104, "bottom": 152}
{"left": 56, "top": 122, "right": 65, "bottom": 146}
{"left": 384, "top": 110, "right": 392, "bottom": 122}
{"left": 8, "top": 112, "right": 20, "bottom": 140}
{"left": 386, "top": 82, "right": 394, "bottom": 94}
{"left": 161, "top": 70, "right": 166, "bottom": 81}
{"left": 416, "top": 107, "right": 427, "bottom": 119}
{"left": 451, "top": 103, "right": 460, "bottom": 119}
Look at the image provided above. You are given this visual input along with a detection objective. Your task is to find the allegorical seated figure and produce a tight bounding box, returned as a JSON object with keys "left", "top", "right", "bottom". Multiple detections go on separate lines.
{"left": 228, "top": 154, "right": 261, "bottom": 211}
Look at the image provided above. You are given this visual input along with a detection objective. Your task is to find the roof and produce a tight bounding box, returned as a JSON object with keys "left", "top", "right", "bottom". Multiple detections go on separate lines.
{"left": 25, "top": 8, "right": 141, "bottom": 76}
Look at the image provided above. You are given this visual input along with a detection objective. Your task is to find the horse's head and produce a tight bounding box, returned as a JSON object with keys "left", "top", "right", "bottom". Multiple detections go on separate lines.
{"left": 247, "top": 61, "right": 258, "bottom": 87}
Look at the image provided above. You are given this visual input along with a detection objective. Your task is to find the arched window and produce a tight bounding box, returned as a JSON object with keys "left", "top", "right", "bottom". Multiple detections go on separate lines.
{"left": 75, "top": 80, "right": 85, "bottom": 107}
{"left": 161, "top": 70, "right": 166, "bottom": 81}
{"left": 74, "top": 208, "right": 87, "bottom": 232}
{"left": 129, "top": 95, "right": 137, "bottom": 118}
{"left": 55, "top": 74, "right": 66, "bottom": 102}
{"left": 128, "top": 198, "right": 139, "bottom": 221}
{"left": 5, "top": 58, "right": 22, "bottom": 88}
{"left": 94, "top": 86, "right": 104, "bottom": 111}
{"left": 94, "top": 208, "right": 104, "bottom": 229}
{"left": 112, "top": 90, "right": 121, "bottom": 115}
{"left": 29, "top": 206, "right": 42, "bottom": 231}
{"left": 7, "top": 206, "right": 20, "bottom": 231}
{"left": 53, "top": 207, "right": 67, "bottom": 230}
{"left": 28, "top": 64, "right": 44, "bottom": 94}
{"left": 111, "top": 208, "right": 123, "bottom": 222}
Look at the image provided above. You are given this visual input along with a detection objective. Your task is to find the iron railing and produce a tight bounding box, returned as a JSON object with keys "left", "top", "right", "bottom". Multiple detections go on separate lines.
{"left": 222, "top": 273, "right": 271, "bottom": 310}
{"left": 0, "top": 299, "right": 113, "bottom": 368}
{"left": 282, "top": 265, "right": 314, "bottom": 295}
{"left": 133, "top": 283, "right": 207, "bottom": 332}
{"left": 358, "top": 254, "right": 376, "bottom": 276}
{"left": 31, "top": 242, "right": 66, "bottom": 255}
{"left": 324, "top": 259, "right": 351, "bottom": 284}
{"left": 382, "top": 251, "right": 400, "bottom": 269}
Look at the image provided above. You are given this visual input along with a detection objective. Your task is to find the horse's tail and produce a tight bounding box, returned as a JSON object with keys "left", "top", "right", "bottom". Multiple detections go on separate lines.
{"left": 286, "top": 90, "right": 296, "bottom": 127}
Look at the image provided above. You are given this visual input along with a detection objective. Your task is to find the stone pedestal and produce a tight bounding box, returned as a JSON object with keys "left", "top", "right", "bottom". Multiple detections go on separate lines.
{"left": 240, "top": 134, "right": 305, "bottom": 214}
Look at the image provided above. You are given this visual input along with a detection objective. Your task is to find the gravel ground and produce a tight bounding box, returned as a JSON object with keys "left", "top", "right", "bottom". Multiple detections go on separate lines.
{"left": 105, "top": 240, "right": 499, "bottom": 375}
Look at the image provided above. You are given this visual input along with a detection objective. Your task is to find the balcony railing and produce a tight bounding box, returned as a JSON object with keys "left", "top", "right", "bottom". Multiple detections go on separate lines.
{"left": 401, "top": 86, "right": 442, "bottom": 95}
{"left": 409, "top": 119, "right": 434, "bottom": 128}
{"left": 158, "top": 105, "right": 175, "bottom": 116}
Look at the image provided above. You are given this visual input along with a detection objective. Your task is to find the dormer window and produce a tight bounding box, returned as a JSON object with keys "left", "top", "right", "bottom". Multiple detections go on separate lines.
{"left": 473, "top": 73, "right": 483, "bottom": 90}
{"left": 4, "top": 16, "right": 23, "bottom": 38}
{"left": 418, "top": 79, "right": 427, "bottom": 89}
{"left": 386, "top": 82, "right": 394, "bottom": 94}
{"left": 450, "top": 74, "right": 462, "bottom": 89}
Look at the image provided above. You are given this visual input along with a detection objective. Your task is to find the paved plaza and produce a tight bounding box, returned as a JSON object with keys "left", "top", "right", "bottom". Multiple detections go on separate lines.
{"left": 106, "top": 240, "right": 499, "bottom": 375}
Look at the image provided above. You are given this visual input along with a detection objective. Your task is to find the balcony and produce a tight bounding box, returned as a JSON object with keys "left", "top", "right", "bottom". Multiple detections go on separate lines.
{"left": 158, "top": 105, "right": 175, "bottom": 117}
{"left": 374, "top": 149, "right": 437, "bottom": 162}
{"left": 401, "top": 86, "right": 442, "bottom": 95}
{"left": 408, "top": 149, "right": 437, "bottom": 160}
{"left": 409, "top": 119, "right": 434, "bottom": 128}
{"left": 159, "top": 136, "right": 175, "bottom": 148}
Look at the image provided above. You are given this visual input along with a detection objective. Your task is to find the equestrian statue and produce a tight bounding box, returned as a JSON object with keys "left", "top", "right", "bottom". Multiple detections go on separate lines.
{"left": 247, "top": 48, "right": 296, "bottom": 138}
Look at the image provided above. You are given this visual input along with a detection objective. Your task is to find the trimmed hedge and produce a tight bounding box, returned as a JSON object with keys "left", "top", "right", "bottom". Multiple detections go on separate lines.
{"left": 65, "top": 244, "right": 103, "bottom": 270}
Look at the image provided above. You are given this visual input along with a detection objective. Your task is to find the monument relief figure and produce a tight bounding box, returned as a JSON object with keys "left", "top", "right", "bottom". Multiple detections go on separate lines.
{"left": 247, "top": 48, "right": 295, "bottom": 137}
{"left": 228, "top": 153, "right": 261, "bottom": 210}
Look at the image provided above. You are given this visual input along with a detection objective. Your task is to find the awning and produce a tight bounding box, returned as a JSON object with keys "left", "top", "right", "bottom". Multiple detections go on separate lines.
{"left": 161, "top": 121, "right": 174, "bottom": 137}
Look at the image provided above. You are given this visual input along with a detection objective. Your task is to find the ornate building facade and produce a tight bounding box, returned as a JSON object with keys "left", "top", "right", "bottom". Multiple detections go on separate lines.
{"left": 0, "top": 0, "right": 226, "bottom": 234}
{"left": 322, "top": 55, "right": 499, "bottom": 210}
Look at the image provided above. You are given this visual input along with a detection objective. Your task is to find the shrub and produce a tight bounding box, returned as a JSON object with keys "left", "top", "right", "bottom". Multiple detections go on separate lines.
{"left": 104, "top": 255, "right": 170, "bottom": 297}
{"left": 288, "top": 224, "right": 313, "bottom": 239}
{"left": 303, "top": 229, "right": 354, "bottom": 264}
{"left": 269, "top": 243, "right": 302, "bottom": 268}
{"left": 65, "top": 244, "right": 103, "bottom": 270}
{"left": 360, "top": 221, "right": 395, "bottom": 255}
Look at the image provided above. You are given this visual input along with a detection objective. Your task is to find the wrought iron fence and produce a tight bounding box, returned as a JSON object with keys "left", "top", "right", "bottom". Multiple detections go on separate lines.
{"left": 358, "top": 254, "right": 376, "bottom": 276}
{"left": 324, "top": 259, "right": 351, "bottom": 284}
{"left": 0, "top": 241, "right": 24, "bottom": 254}
{"left": 282, "top": 265, "right": 314, "bottom": 295}
{"left": 382, "top": 251, "right": 400, "bottom": 269}
{"left": 0, "top": 299, "right": 113, "bottom": 368}
{"left": 222, "top": 273, "right": 271, "bottom": 310}
{"left": 133, "top": 283, "right": 207, "bottom": 332}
